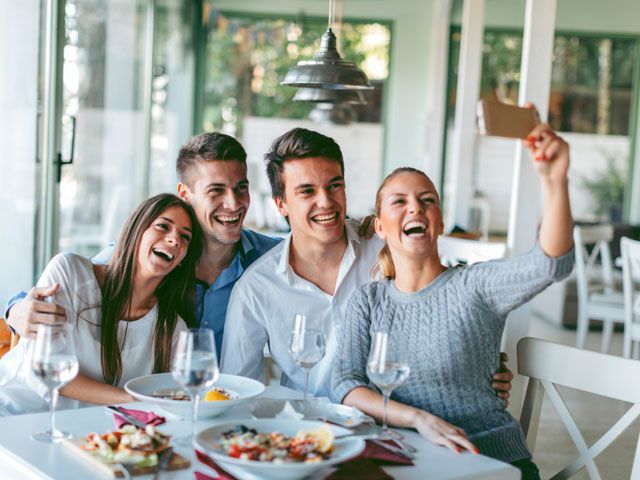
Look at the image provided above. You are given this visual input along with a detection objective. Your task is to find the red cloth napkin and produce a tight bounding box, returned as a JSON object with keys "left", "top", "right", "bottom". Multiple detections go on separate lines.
{"left": 194, "top": 472, "right": 216, "bottom": 480}
{"left": 194, "top": 440, "right": 412, "bottom": 480}
{"left": 112, "top": 407, "right": 166, "bottom": 428}
{"left": 195, "top": 450, "right": 236, "bottom": 480}
{"left": 360, "top": 439, "right": 414, "bottom": 465}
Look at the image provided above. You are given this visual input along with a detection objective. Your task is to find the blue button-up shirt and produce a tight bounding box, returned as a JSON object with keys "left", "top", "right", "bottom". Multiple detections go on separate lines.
{"left": 195, "top": 229, "right": 281, "bottom": 355}
{"left": 4, "top": 229, "right": 281, "bottom": 356}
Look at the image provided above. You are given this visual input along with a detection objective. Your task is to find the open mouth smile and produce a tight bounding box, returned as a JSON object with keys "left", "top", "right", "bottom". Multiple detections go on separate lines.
{"left": 213, "top": 213, "right": 242, "bottom": 227}
{"left": 311, "top": 212, "right": 339, "bottom": 226}
{"left": 152, "top": 247, "right": 175, "bottom": 262}
{"left": 402, "top": 221, "right": 427, "bottom": 237}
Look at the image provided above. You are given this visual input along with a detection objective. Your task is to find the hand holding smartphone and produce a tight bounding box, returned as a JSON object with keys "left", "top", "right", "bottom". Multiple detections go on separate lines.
{"left": 476, "top": 100, "right": 540, "bottom": 139}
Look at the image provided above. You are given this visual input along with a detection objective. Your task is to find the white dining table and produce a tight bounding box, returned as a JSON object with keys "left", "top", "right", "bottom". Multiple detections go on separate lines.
{"left": 0, "top": 386, "right": 520, "bottom": 480}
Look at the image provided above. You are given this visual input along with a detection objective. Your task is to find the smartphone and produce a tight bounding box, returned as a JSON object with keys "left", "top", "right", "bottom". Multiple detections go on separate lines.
{"left": 476, "top": 100, "right": 540, "bottom": 139}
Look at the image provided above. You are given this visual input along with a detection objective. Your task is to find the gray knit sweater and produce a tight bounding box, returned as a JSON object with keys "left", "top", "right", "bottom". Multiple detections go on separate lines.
{"left": 331, "top": 243, "right": 573, "bottom": 463}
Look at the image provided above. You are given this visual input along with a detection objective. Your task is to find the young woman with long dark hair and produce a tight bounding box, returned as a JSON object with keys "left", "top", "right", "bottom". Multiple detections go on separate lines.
{"left": 0, "top": 193, "right": 202, "bottom": 414}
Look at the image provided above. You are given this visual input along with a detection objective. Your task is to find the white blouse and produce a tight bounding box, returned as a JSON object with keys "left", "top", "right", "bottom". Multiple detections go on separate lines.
{"left": 0, "top": 253, "right": 187, "bottom": 416}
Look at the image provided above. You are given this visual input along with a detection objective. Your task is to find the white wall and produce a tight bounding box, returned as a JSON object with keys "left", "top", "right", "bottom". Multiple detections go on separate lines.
{"left": 0, "top": 0, "right": 40, "bottom": 310}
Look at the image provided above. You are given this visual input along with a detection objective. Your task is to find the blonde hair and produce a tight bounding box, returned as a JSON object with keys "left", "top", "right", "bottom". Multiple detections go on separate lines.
{"left": 373, "top": 167, "right": 436, "bottom": 279}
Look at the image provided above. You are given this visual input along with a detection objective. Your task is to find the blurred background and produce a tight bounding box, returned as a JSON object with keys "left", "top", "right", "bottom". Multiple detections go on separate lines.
{"left": 2, "top": 0, "right": 640, "bottom": 308}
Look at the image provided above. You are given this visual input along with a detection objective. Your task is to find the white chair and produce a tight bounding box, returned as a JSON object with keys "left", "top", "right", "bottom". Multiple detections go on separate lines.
{"left": 573, "top": 225, "right": 624, "bottom": 354}
{"left": 437, "top": 235, "right": 507, "bottom": 267}
{"left": 622, "top": 237, "right": 640, "bottom": 359}
{"left": 518, "top": 337, "right": 640, "bottom": 479}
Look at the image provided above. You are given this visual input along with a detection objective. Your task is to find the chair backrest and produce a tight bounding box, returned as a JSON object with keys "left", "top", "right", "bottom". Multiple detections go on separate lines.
{"left": 437, "top": 235, "right": 507, "bottom": 267}
{"left": 573, "top": 225, "right": 616, "bottom": 304}
{"left": 0, "top": 319, "right": 13, "bottom": 358}
{"left": 518, "top": 337, "right": 640, "bottom": 479}
{"left": 622, "top": 237, "right": 640, "bottom": 318}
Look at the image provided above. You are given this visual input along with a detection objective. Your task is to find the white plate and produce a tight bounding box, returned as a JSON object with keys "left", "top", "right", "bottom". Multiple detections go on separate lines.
{"left": 124, "top": 373, "right": 265, "bottom": 419}
{"left": 251, "top": 397, "right": 373, "bottom": 427}
{"left": 194, "top": 419, "right": 365, "bottom": 480}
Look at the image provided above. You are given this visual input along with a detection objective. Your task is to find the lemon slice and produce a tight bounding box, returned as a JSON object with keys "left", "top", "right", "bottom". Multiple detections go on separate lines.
{"left": 296, "top": 425, "right": 334, "bottom": 453}
{"left": 204, "top": 389, "right": 230, "bottom": 402}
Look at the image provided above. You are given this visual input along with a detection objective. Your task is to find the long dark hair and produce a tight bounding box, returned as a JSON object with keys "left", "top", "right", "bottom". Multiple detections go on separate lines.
{"left": 100, "top": 193, "right": 202, "bottom": 385}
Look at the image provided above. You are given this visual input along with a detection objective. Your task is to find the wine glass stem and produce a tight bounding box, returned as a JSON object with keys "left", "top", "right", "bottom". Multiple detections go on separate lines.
{"left": 50, "top": 388, "right": 59, "bottom": 434}
{"left": 303, "top": 369, "right": 310, "bottom": 401}
{"left": 191, "top": 393, "right": 200, "bottom": 440}
{"left": 382, "top": 391, "right": 390, "bottom": 436}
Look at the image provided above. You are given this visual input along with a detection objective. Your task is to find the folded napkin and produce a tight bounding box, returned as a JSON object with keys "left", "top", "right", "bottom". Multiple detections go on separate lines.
{"left": 112, "top": 407, "right": 166, "bottom": 429}
{"left": 361, "top": 439, "right": 414, "bottom": 465}
{"left": 194, "top": 472, "right": 216, "bottom": 480}
{"left": 195, "top": 450, "right": 236, "bottom": 480}
{"left": 194, "top": 439, "right": 412, "bottom": 480}
{"left": 326, "top": 440, "right": 413, "bottom": 480}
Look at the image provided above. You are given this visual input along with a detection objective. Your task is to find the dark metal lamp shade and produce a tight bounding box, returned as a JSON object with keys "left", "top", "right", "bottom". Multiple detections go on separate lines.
{"left": 309, "top": 103, "right": 356, "bottom": 125}
{"left": 282, "top": 29, "right": 373, "bottom": 90}
{"left": 293, "top": 87, "right": 366, "bottom": 105}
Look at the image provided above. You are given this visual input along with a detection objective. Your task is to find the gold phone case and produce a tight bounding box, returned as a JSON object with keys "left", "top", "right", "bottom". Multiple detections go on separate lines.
{"left": 476, "top": 100, "right": 540, "bottom": 139}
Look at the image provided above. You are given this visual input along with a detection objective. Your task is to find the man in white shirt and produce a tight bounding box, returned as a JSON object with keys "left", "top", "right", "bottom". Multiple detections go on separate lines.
{"left": 220, "top": 128, "right": 513, "bottom": 400}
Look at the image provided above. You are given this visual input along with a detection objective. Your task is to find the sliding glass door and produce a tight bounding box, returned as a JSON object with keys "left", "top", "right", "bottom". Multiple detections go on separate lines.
{"left": 37, "top": 0, "right": 197, "bottom": 272}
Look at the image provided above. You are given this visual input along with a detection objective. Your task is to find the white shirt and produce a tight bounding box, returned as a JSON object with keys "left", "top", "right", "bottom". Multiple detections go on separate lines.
{"left": 0, "top": 253, "right": 187, "bottom": 416}
{"left": 220, "top": 219, "right": 383, "bottom": 397}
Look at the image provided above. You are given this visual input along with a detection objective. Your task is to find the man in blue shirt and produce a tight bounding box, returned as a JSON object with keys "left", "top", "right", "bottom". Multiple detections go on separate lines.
{"left": 5, "top": 132, "right": 281, "bottom": 354}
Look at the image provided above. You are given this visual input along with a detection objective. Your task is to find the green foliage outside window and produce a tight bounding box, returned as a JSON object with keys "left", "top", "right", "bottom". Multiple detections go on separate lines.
{"left": 448, "top": 27, "right": 638, "bottom": 135}
{"left": 201, "top": 12, "right": 390, "bottom": 136}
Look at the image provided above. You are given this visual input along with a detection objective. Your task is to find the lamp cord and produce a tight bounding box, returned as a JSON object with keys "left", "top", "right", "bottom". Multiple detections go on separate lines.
{"left": 328, "top": 0, "right": 334, "bottom": 30}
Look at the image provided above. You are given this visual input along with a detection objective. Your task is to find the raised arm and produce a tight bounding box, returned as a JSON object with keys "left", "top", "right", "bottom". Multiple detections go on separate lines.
{"left": 525, "top": 123, "right": 573, "bottom": 257}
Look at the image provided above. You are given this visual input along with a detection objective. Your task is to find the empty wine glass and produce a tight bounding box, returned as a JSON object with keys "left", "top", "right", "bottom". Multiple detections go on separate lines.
{"left": 288, "top": 314, "right": 326, "bottom": 401}
{"left": 30, "top": 323, "right": 79, "bottom": 442}
{"left": 171, "top": 328, "right": 219, "bottom": 445}
{"left": 366, "top": 331, "right": 411, "bottom": 438}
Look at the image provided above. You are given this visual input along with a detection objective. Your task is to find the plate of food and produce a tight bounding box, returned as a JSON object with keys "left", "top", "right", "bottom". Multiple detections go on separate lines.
{"left": 124, "top": 373, "right": 265, "bottom": 418}
{"left": 63, "top": 424, "right": 190, "bottom": 477}
{"left": 251, "top": 397, "right": 374, "bottom": 427}
{"left": 194, "top": 419, "right": 365, "bottom": 480}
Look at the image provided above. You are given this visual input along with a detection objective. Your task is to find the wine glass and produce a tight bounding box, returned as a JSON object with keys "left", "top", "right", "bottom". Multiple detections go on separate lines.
{"left": 30, "top": 323, "right": 79, "bottom": 442}
{"left": 171, "top": 328, "right": 219, "bottom": 445}
{"left": 288, "top": 314, "right": 326, "bottom": 402}
{"left": 366, "top": 331, "right": 410, "bottom": 438}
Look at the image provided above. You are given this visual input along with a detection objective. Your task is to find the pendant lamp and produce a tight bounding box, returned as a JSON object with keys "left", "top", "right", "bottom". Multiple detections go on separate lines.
{"left": 293, "top": 87, "right": 366, "bottom": 105}
{"left": 309, "top": 103, "right": 356, "bottom": 125}
{"left": 281, "top": 0, "right": 372, "bottom": 90}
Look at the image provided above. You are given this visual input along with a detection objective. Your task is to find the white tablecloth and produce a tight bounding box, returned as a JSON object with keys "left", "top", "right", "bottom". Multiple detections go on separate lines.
{"left": 0, "top": 386, "right": 520, "bottom": 480}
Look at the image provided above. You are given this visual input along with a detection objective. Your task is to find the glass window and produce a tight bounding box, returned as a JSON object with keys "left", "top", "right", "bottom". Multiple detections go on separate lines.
{"left": 200, "top": 11, "right": 390, "bottom": 136}
{"left": 445, "top": 27, "right": 638, "bottom": 231}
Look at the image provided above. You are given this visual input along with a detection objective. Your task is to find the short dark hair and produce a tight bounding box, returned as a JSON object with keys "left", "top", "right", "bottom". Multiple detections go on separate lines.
{"left": 176, "top": 132, "right": 247, "bottom": 185}
{"left": 264, "top": 128, "right": 344, "bottom": 199}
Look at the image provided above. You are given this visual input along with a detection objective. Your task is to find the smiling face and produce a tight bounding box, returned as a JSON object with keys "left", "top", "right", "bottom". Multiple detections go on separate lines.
{"left": 177, "top": 159, "right": 250, "bottom": 246}
{"left": 136, "top": 205, "right": 193, "bottom": 280}
{"left": 375, "top": 171, "right": 444, "bottom": 259}
{"left": 274, "top": 156, "right": 347, "bottom": 247}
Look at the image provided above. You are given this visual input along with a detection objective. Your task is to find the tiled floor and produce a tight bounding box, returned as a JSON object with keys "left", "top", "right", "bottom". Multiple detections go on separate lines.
{"left": 528, "top": 315, "right": 639, "bottom": 479}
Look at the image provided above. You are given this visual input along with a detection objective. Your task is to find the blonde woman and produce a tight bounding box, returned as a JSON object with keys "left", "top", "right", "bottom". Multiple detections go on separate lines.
{"left": 331, "top": 124, "right": 574, "bottom": 479}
